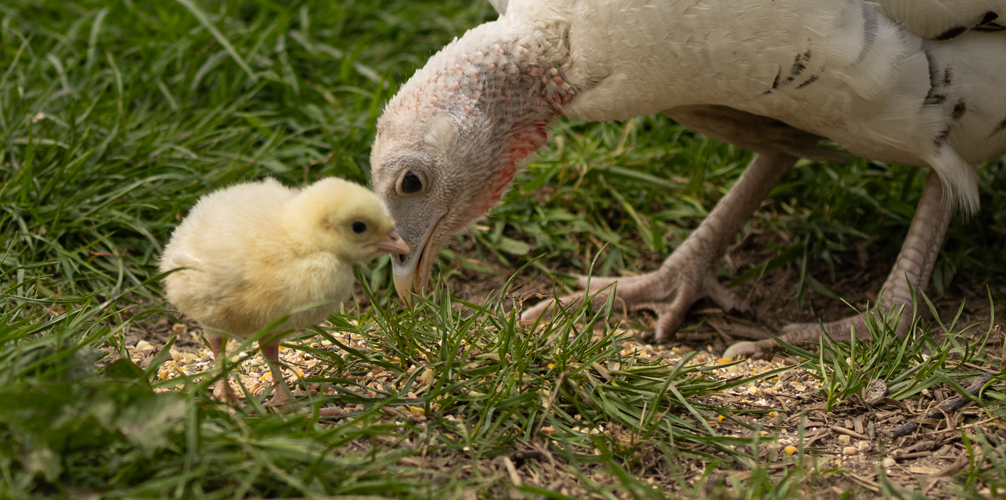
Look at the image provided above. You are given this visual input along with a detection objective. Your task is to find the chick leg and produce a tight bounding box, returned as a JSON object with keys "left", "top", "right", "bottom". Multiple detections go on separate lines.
{"left": 260, "top": 341, "right": 296, "bottom": 408}
{"left": 210, "top": 335, "right": 238, "bottom": 403}
{"left": 259, "top": 340, "right": 343, "bottom": 417}
{"left": 521, "top": 152, "right": 798, "bottom": 342}
{"left": 724, "top": 172, "right": 952, "bottom": 359}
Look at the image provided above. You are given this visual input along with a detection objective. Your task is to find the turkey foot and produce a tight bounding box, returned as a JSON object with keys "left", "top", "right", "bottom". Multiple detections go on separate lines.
{"left": 521, "top": 253, "right": 750, "bottom": 342}
{"left": 724, "top": 172, "right": 953, "bottom": 359}
{"left": 521, "top": 152, "right": 798, "bottom": 342}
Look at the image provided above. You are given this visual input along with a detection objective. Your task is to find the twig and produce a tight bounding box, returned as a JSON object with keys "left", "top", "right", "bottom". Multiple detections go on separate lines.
{"left": 930, "top": 416, "right": 1000, "bottom": 437}
{"left": 804, "top": 429, "right": 830, "bottom": 447}
{"left": 890, "top": 373, "right": 994, "bottom": 438}
{"left": 933, "top": 449, "right": 976, "bottom": 477}
{"left": 848, "top": 473, "right": 881, "bottom": 493}
{"left": 830, "top": 425, "right": 869, "bottom": 441}
{"left": 502, "top": 456, "right": 523, "bottom": 487}
{"left": 922, "top": 446, "right": 984, "bottom": 496}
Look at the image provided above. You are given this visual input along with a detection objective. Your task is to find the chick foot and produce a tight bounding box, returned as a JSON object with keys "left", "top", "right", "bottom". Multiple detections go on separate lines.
{"left": 260, "top": 341, "right": 297, "bottom": 408}
{"left": 258, "top": 342, "right": 344, "bottom": 417}
{"left": 724, "top": 172, "right": 952, "bottom": 359}
{"left": 521, "top": 152, "right": 798, "bottom": 342}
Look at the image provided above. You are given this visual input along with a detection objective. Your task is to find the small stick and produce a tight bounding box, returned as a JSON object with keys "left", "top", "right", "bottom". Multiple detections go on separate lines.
{"left": 890, "top": 373, "right": 994, "bottom": 438}
{"left": 830, "top": 425, "right": 869, "bottom": 440}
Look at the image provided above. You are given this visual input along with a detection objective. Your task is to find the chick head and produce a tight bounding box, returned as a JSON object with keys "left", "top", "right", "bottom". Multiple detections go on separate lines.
{"left": 284, "top": 178, "right": 409, "bottom": 264}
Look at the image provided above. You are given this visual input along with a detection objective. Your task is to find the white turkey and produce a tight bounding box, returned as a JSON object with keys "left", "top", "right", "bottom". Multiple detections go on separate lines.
{"left": 370, "top": 0, "right": 1006, "bottom": 358}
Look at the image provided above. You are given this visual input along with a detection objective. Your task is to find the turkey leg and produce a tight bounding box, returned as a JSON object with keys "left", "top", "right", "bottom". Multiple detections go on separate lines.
{"left": 521, "top": 152, "right": 797, "bottom": 341}
{"left": 724, "top": 171, "right": 953, "bottom": 359}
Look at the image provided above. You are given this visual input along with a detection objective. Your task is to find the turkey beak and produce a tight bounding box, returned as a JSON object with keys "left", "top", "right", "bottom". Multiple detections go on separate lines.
{"left": 372, "top": 230, "right": 411, "bottom": 256}
{"left": 391, "top": 209, "right": 447, "bottom": 306}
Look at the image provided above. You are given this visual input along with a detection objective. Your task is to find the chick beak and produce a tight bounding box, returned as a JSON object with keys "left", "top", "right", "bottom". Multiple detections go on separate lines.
{"left": 373, "top": 230, "right": 411, "bottom": 256}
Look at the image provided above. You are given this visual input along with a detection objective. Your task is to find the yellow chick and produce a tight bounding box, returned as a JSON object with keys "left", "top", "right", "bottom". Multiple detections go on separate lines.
{"left": 159, "top": 177, "right": 408, "bottom": 410}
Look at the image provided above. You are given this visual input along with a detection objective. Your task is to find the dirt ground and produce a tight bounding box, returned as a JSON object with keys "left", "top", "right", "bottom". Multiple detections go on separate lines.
{"left": 442, "top": 219, "right": 1003, "bottom": 344}
{"left": 428, "top": 223, "right": 1006, "bottom": 498}
{"left": 124, "top": 220, "right": 1005, "bottom": 499}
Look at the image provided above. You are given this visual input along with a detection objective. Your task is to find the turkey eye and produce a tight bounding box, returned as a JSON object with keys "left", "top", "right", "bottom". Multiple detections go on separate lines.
{"left": 351, "top": 221, "right": 367, "bottom": 234}
{"left": 401, "top": 172, "right": 423, "bottom": 194}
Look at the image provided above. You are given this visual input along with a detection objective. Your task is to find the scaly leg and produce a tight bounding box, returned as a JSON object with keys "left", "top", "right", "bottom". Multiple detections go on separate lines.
{"left": 260, "top": 341, "right": 296, "bottom": 408}
{"left": 724, "top": 172, "right": 953, "bottom": 359}
{"left": 521, "top": 153, "right": 798, "bottom": 342}
{"left": 260, "top": 340, "right": 343, "bottom": 417}
{"left": 210, "top": 335, "right": 239, "bottom": 403}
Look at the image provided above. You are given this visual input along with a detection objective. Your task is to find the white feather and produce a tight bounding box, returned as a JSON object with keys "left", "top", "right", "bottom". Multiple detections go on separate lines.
{"left": 377, "top": 0, "right": 1006, "bottom": 219}
{"left": 491, "top": 0, "right": 1006, "bottom": 213}
{"left": 874, "top": 0, "right": 1006, "bottom": 39}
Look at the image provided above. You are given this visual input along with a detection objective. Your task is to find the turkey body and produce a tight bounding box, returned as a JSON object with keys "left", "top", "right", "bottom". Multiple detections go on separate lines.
{"left": 370, "top": 0, "right": 1006, "bottom": 357}
{"left": 502, "top": 0, "right": 1006, "bottom": 206}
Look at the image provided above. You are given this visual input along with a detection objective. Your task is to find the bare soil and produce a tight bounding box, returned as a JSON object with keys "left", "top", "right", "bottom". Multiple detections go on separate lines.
{"left": 438, "top": 219, "right": 1003, "bottom": 347}
{"left": 424, "top": 221, "right": 1006, "bottom": 498}
{"left": 123, "top": 218, "right": 1004, "bottom": 499}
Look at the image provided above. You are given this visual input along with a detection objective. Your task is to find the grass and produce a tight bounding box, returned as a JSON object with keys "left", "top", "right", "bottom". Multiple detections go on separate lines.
{"left": 780, "top": 292, "right": 999, "bottom": 412}
{"left": 2, "top": 0, "right": 1006, "bottom": 498}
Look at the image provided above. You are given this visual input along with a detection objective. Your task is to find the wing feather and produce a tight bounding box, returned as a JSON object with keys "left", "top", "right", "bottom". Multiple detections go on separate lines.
{"left": 874, "top": 0, "right": 1006, "bottom": 39}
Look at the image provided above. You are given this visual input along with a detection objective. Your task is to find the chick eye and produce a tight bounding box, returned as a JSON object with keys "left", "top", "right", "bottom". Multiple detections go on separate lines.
{"left": 401, "top": 172, "right": 423, "bottom": 194}
{"left": 351, "top": 221, "right": 367, "bottom": 234}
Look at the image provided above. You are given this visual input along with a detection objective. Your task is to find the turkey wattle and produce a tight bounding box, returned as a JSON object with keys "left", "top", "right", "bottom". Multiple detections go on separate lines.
{"left": 370, "top": 0, "right": 1006, "bottom": 358}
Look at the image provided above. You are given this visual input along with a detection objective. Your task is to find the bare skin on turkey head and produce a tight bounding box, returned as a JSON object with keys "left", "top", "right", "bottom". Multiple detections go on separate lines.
{"left": 371, "top": 0, "right": 1006, "bottom": 358}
